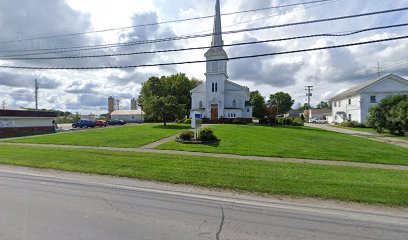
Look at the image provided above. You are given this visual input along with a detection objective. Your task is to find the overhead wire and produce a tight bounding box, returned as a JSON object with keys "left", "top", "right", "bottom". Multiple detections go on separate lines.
{"left": 0, "top": 0, "right": 332, "bottom": 45}
{"left": 1, "top": 5, "right": 406, "bottom": 57}
{"left": 1, "top": 35, "right": 407, "bottom": 70}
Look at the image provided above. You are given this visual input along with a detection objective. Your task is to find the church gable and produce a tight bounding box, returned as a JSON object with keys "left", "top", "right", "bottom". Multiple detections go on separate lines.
{"left": 225, "top": 80, "right": 247, "bottom": 91}
{"left": 190, "top": 83, "right": 206, "bottom": 93}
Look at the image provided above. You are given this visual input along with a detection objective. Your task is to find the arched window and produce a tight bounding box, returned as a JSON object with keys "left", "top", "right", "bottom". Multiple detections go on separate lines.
{"left": 199, "top": 101, "right": 203, "bottom": 108}
{"left": 233, "top": 100, "right": 237, "bottom": 108}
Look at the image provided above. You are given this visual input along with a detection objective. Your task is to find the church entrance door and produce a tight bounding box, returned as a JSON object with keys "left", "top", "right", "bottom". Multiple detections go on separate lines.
{"left": 211, "top": 104, "right": 218, "bottom": 120}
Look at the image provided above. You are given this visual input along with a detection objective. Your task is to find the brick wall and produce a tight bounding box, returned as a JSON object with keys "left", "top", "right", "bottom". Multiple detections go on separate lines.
{"left": 0, "top": 127, "right": 56, "bottom": 138}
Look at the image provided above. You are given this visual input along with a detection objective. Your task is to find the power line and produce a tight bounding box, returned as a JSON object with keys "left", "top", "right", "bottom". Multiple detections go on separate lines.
{"left": 288, "top": 59, "right": 408, "bottom": 96}
{"left": 3, "top": 22, "right": 407, "bottom": 60}
{"left": 1, "top": 34, "right": 407, "bottom": 70}
{"left": 0, "top": 0, "right": 332, "bottom": 44}
{"left": 1, "top": 5, "right": 406, "bottom": 56}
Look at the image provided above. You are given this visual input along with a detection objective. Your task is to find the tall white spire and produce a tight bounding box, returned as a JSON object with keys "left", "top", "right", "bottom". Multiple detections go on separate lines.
{"left": 211, "top": 0, "right": 223, "bottom": 47}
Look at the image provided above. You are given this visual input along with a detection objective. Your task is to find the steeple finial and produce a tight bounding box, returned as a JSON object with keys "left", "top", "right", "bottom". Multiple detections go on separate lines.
{"left": 211, "top": 0, "right": 223, "bottom": 47}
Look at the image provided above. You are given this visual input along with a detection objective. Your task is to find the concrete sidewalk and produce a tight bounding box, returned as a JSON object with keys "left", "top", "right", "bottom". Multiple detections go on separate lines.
{"left": 1, "top": 142, "right": 407, "bottom": 171}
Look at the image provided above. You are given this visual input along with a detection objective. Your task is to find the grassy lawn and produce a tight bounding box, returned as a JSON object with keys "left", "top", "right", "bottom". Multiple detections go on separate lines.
{"left": 5, "top": 124, "right": 189, "bottom": 148}
{"left": 0, "top": 145, "right": 407, "bottom": 206}
{"left": 159, "top": 125, "right": 408, "bottom": 165}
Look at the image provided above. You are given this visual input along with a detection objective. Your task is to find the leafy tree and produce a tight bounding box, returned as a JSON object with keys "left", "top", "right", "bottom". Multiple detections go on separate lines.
{"left": 138, "top": 73, "right": 201, "bottom": 124}
{"left": 73, "top": 112, "right": 81, "bottom": 122}
{"left": 267, "top": 92, "right": 295, "bottom": 115}
{"left": 295, "top": 103, "right": 313, "bottom": 111}
{"left": 250, "top": 90, "right": 266, "bottom": 118}
{"left": 143, "top": 96, "right": 184, "bottom": 126}
{"left": 316, "top": 101, "right": 331, "bottom": 109}
{"left": 265, "top": 105, "right": 278, "bottom": 125}
{"left": 367, "top": 95, "right": 408, "bottom": 135}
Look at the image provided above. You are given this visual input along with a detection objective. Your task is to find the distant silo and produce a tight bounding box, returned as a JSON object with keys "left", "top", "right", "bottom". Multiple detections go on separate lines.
{"left": 108, "top": 96, "right": 115, "bottom": 113}
{"left": 131, "top": 98, "right": 137, "bottom": 110}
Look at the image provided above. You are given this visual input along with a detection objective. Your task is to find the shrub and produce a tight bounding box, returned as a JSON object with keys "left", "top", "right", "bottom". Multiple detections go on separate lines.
{"left": 367, "top": 95, "right": 408, "bottom": 135}
{"left": 198, "top": 128, "right": 217, "bottom": 141}
{"left": 259, "top": 117, "right": 268, "bottom": 124}
{"left": 232, "top": 119, "right": 246, "bottom": 125}
{"left": 184, "top": 118, "right": 191, "bottom": 124}
{"left": 178, "top": 130, "right": 194, "bottom": 141}
{"left": 277, "top": 117, "right": 293, "bottom": 126}
{"left": 341, "top": 121, "right": 363, "bottom": 128}
{"left": 291, "top": 118, "right": 304, "bottom": 126}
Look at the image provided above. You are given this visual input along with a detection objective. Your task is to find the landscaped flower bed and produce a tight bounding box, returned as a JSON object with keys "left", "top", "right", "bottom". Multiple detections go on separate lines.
{"left": 176, "top": 127, "right": 220, "bottom": 144}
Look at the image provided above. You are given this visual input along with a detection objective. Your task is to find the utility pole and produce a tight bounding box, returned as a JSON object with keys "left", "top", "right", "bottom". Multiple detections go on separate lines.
{"left": 305, "top": 85, "right": 313, "bottom": 109}
{"left": 377, "top": 61, "right": 381, "bottom": 77}
{"left": 35, "top": 79, "right": 39, "bottom": 110}
{"left": 1, "top": 101, "right": 5, "bottom": 110}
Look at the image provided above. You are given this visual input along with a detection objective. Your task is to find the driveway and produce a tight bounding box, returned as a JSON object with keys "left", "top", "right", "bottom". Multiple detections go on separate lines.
{"left": 305, "top": 123, "right": 408, "bottom": 148}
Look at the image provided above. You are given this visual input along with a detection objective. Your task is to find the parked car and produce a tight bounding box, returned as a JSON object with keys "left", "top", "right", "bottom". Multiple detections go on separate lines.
{"left": 310, "top": 118, "right": 328, "bottom": 124}
{"left": 95, "top": 120, "right": 108, "bottom": 127}
{"left": 108, "top": 119, "right": 126, "bottom": 126}
{"left": 72, "top": 120, "right": 96, "bottom": 128}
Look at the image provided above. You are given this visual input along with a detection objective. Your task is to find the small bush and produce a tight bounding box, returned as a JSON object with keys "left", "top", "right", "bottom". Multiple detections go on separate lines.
{"left": 277, "top": 117, "right": 293, "bottom": 126}
{"left": 259, "top": 117, "right": 268, "bottom": 124}
{"left": 232, "top": 119, "right": 246, "bottom": 125}
{"left": 291, "top": 118, "right": 304, "bottom": 126}
{"left": 184, "top": 118, "right": 191, "bottom": 124}
{"left": 198, "top": 128, "right": 217, "bottom": 141}
{"left": 340, "top": 121, "right": 362, "bottom": 128}
{"left": 178, "top": 130, "right": 194, "bottom": 141}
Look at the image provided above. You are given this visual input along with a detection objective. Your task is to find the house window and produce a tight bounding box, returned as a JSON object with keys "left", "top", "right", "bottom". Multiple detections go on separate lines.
{"left": 199, "top": 101, "right": 203, "bottom": 108}
{"left": 338, "top": 101, "right": 341, "bottom": 107}
{"left": 247, "top": 108, "right": 249, "bottom": 112}
{"left": 215, "top": 83, "right": 218, "bottom": 92}
{"left": 348, "top": 99, "right": 351, "bottom": 105}
{"left": 348, "top": 114, "right": 352, "bottom": 121}
{"left": 232, "top": 100, "right": 236, "bottom": 108}
{"left": 334, "top": 102, "right": 337, "bottom": 107}
{"left": 370, "top": 96, "right": 376, "bottom": 103}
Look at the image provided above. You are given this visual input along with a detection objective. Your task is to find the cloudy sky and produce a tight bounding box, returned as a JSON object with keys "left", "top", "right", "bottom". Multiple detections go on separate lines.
{"left": 0, "top": 0, "right": 407, "bottom": 114}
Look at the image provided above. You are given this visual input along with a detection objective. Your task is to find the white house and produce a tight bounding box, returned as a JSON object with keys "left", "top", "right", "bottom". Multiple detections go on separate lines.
{"left": 110, "top": 110, "right": 144, "bottom": 123}
{"left": 190, "top": 0, "right": 252, "bottom": 121}
{"left": 330, "top": 74, "right": 408, "bottom": 124}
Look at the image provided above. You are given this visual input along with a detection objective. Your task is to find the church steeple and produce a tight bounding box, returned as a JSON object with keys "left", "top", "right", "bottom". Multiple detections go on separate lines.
{"left": 205, "top": 0, "right": 228, "bottom": 78}
{"left": 211, "top": 0, "right": 223, "bottom": 47}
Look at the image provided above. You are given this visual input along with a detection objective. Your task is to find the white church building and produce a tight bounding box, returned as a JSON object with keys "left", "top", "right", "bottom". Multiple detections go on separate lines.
{"left": 190, "top": 0, "right": 252, "bottom": 121}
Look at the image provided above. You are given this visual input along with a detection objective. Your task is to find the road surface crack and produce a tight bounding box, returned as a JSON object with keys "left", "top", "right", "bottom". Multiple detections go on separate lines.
{"left": 102, "top": 197, "right": 121, "bottom": 212}
{"left": 215, "top": 205, "right": 225, "bottom": 240}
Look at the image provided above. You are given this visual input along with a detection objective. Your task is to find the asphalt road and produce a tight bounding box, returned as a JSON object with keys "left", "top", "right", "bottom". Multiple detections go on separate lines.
{"left": 0, "top": 168, "right": 407, "bottom": 240}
